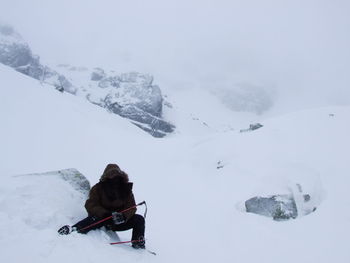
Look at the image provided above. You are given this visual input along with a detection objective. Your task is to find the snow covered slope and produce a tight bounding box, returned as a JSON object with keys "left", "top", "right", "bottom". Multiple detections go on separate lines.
{"left": 0, "top": 24, "right": 175, "bottom": 137}
{"left": 1, "top": 63, "right": 350, "bottom": 263}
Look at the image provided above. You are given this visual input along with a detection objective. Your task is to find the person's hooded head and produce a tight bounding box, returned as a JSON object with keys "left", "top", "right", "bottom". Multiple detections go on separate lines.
{"left": 100, "top": 163, "right": 132, "bottom": 200}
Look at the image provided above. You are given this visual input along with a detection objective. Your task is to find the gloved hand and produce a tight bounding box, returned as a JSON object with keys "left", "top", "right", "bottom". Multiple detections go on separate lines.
{"left": 112, "top": 212, "right": 125, "bottom": 225}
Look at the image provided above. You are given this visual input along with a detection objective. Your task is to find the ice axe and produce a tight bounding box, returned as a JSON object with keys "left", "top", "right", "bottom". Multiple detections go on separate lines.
{"left": 58, "top": 201, "right": 147, "bottom": 234}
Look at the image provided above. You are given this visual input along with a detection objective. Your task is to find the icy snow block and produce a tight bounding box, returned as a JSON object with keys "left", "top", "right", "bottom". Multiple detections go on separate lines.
{"left": 245, "top": 195, "right": 298, "bottom": 221}
{"left": 20, "top": 168, "right": 91, "bottom": 195}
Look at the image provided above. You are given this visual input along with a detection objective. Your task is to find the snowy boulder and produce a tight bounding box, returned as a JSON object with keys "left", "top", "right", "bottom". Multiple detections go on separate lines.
{"left": 245, "top": 195, "right": 298, "bottom": 221}
{"left": 245, "top": 186, "right": 317, "bottom": 221}
{"left": 17, "top": 168, "right": 91, "bottom": 195}
{"left": 0, "top": 24, "right": 75, "bottom": 94}
{"left": 0, "top": 168, "right": 90, "bottom": 235}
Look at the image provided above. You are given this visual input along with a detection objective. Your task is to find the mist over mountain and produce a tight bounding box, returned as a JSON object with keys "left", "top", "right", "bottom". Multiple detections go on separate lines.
{"left": 1, "top": 0, "right": 349, "bottom": 116}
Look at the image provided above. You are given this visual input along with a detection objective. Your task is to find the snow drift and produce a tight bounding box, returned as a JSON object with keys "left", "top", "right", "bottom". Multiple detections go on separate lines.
{"left": 1, "top": 62, "right": 350, "bottom": 263}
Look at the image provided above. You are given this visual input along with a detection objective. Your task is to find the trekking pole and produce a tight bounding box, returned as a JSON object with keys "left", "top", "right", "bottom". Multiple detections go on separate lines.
{"left": 78, "top": 201, "right": 147, "bottom": 232}
{"left": 110, "top": 238, "right": 157, "bottom": 256}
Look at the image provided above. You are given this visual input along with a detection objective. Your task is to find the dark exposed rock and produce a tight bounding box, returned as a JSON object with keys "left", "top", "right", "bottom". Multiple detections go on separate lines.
{"left": 132, "top": 122, "right": 169, "bottom": 138}
{"left": 245, "top": 195, "right": 298, "bottom": 221}
{"left": 240, "top": 123, "right": 263, "bottom": 133}
{"left": 217, "top": 161, "right": 225, "bottom": 169}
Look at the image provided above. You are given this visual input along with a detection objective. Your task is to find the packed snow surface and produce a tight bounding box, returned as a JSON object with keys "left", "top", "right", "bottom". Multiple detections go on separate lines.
{"left": 0, "top": 64, "right": 350, "bottom": 262}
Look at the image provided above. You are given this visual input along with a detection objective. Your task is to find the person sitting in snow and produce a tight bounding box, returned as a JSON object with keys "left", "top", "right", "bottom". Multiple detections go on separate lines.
{"left": 58, "top": 164, "right": 146, "bottom": 249}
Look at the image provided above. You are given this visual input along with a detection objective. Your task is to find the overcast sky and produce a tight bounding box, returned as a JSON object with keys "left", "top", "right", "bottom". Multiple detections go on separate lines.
{"left": 1, "top": 0, "right": 350, "bottom": 110}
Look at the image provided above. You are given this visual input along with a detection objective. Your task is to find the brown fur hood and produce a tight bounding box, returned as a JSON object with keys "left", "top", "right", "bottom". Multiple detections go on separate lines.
{"left": 99, "top": 163, "right": 129, "bottom": 183}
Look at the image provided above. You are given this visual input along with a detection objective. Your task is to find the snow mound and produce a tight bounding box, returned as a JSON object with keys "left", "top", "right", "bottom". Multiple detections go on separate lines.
{"left": 0, "top": 168, "right": 156, "bottom": 262}
{"left": 22, "top": 168, "right": 91, "bottom": 195}
{"left": 0, "top": 169, "right": 90, "bottom": 230}
{"left": 242, "top": 164, "right": 325, "bottom": 220}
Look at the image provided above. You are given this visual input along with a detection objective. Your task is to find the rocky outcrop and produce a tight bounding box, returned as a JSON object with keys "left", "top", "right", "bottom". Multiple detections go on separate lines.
{"left": 87, "top": 70, "right": 175, "bottom": 137}
{"left": 59, "top": 66, "right": 175, "bottom": 137}
{"left": 0, "top": 24, "right": 75, "bottom": 94}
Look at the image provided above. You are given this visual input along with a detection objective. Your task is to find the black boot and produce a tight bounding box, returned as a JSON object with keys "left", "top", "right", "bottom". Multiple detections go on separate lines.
{"left": 132, "top": 236, "right": 145, "bottom": 249}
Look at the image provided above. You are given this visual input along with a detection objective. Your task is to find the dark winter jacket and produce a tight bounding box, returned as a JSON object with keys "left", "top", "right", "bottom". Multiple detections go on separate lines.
{"left": 85, "top": 164, "right": 136, "bottom": 221}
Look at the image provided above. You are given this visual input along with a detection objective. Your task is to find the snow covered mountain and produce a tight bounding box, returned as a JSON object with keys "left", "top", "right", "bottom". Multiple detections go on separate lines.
{"left": 0, "top": 24, "right": 174, "bottom": 137}
{"left": 0, "top": 23, "right": 74, "bottom": 93}
{"left": 1, "top": 61, "right": 350, "bottom": 263}
{"left": 54, "top": 65, "right": 175, "bottom": 137}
